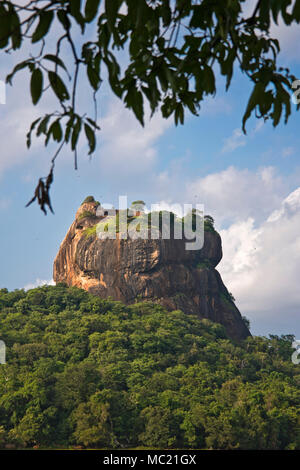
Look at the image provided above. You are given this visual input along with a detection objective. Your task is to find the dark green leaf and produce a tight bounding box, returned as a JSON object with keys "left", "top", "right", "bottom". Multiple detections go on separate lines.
{"left": 65, "top": 115, "right": 75, "bottom": 143}
{"left": 85, "top": 0, "right": 101, "bottom": 22}
{"left": 124, "top": 85, "right": 144, "bottom": 126}
{"left": 160, "top": 2, "right": 172, "bottom": 26}
{"left": 87, "top": 64, "right": 100, "bottom": 91}
{"left": 32, "top": 11, "right": 54, "bottom": 43}
{"left": 71, "top": 117, "right": 82, "bottom": 150}
{"left": 84, "top": 123, "right": 96, "bottom": 154}
{"left": 9, "top": 5, "right": 21, "bottom": 50}
{"left": 0, "top": 5, "right": 11, "bottom": 49}
{"left": 105, "top": 0, "right": 120, "bottom": 31}
{"left": 242, "top": 82, "right": 264, "bottom": 133}
{"left": 37, "top": 115, "right": 51, "bottom": 136}
{"left": 174, "top": 103, "right": 184, "bottom": 125}
{"left": 30, "top": 68, "right": 43, "bottom": 105}
{"left": 86, "top": 117, "right": 100, "bottom": 130}
{"left": 46, "top": 119, "right": 63, "bottom": 145}
{"left": 48, "top": 71, "right": 70, "bottom": 102}
{"left": 292, "top": 0, "right": 300, "bottom": 22}
{"left": 43, "top": 54, "right": 68, "bottom": 72}
{"left": 26, "top": 118, "right": 41, "bottom": 148}
{"left": 51, "top": 120, "right": 63, "bottom": 142}
{"left": 57, "top": 10, "right": 71, "bottom": 30}
{"left": 69, "top": 0, "right": 85, "bottom": 33}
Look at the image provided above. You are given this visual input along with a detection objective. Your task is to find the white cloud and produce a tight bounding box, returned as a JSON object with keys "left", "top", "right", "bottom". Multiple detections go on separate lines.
{"left": 218, "top": 187, "right": 300, "bottom": 336}
{"left": 186, "top": 166, "right": 286, "bottom": 225}
{"left": 132, "top": 163, "right": 293, "bottom": 233}
{"left": 143, "top": 199, "right": 186, "bottom": 217}
{"left": 267, "top": 187, "right": 300, "bottom": 222}
{"left": 96, "top": 98, "right": 172, "bottom": 177}
{"left": 24, "top": 278, "right": 55, "bottom": 291}
{"left": 222, "top": 128, "right": 246, "bottom": 153}
{"left": 222, "top": 121, "right": 264, "bottom": 154}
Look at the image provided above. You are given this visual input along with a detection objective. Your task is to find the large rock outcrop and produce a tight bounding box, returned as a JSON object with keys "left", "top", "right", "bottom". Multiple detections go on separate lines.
{"left": 53, "top": 199, "right": 250, "bottom": 341}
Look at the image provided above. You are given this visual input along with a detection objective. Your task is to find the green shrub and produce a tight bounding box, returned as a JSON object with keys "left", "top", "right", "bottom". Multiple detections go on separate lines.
{"left": 204, "top": 221, "right": 215, "bottom": 232}
{"left": 242, "top": 316, "right": 250, "bottom": 329}
{"left": 196, "top": 259, "right": 212, "bottom": 269}
{"left": 82, "top": 196, "right": 95, "bottom": 204}
{"left": 204, "top": 215, "right": 215, "bottom": 232}
{"left": 131, "top": 200, "right": 146, "bottom": 206}
{"left": 78, "top": 211, "right": 95, "bottom": 221}
{"left": 83, "top": 224, "right": 97, "bottom": 238}
{"left": 220, "top": 291, "right": 236, "bottom": 305}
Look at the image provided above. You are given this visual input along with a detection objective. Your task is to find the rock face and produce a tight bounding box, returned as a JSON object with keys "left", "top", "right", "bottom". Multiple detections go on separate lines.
{"left": 53, "top": 200, "right": 250, "bottom": 341}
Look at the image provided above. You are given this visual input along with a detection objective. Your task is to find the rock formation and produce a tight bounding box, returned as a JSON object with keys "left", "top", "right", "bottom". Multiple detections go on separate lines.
{"left": 53, "top": 197, "right": 250, "bottom": 341}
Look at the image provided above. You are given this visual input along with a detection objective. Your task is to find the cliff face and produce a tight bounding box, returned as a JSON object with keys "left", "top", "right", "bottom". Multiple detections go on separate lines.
{"left": 53, "top": 200, "right": 250, "bottom": 341}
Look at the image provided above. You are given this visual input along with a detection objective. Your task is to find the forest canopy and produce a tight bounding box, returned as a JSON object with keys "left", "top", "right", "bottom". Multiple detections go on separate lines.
{"left": 0, "top": 285, "right": 299, "bottom": 449}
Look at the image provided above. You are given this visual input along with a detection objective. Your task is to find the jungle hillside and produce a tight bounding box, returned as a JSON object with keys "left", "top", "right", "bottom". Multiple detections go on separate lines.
{"left": 0, "top": 284, "right": 299, "bottom": 450}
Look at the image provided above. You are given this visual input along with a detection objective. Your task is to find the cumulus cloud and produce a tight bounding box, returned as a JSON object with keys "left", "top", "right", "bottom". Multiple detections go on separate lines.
{"left": 135, "top": 164, "right": 292, "bottom": 230}
{"left": 218, "top": 187, "right": 300, "bottom": 336}
{"left": 186, "top": 166, "right": 287, "bottom": 225}
{"left": 24, "top": 278, "right": 55, "bottom": 291}
{"left": 267, "top": 187, "right": 300, "bottom": 222}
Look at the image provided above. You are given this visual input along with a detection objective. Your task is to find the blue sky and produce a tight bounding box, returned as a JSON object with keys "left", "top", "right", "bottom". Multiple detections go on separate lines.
{"left": 0, "top": 8, "right": 299, "bottom": 338}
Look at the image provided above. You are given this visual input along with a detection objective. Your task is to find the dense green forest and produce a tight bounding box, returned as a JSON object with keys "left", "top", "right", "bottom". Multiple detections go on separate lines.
{"left": 0, "top": 285, "right": 299, "bottom": 449}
